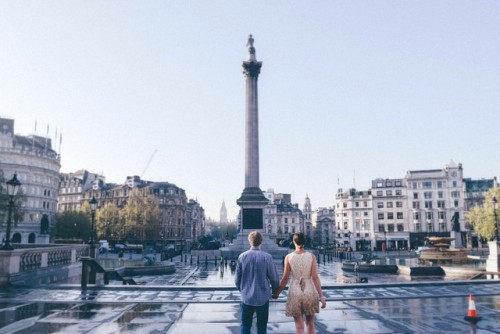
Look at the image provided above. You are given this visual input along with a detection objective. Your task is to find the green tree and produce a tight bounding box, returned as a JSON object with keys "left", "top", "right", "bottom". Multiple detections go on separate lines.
{"left": 466, "top": 188, "right": 500, "bottom": 241}
{"left": 122, "top": 188, "right": 159, "bottom": 242}
{"left": 54, "top": 211, "right": 91, "bottom": 241}
{"left": 96, "top": 202, "right": 120, "bottom": 240}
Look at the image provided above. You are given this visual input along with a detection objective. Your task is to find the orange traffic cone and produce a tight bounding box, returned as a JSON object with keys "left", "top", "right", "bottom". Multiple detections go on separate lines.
{"left": 464, "top": 294, "right": 482, "bottom": 323}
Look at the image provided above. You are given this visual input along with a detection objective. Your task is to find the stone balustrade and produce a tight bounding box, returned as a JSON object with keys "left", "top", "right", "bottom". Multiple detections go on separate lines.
{"left": 0, "top": 244, "right": 89, "bottom": 286}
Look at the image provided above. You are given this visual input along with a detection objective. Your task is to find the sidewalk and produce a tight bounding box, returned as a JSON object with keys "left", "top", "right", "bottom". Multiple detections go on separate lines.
{"left": 0, "top": 280, "right": 499, "bottom": 333}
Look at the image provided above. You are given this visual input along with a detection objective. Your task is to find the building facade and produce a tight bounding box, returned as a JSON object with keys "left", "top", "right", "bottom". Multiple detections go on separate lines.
{"left": 0, "top": 118, "right": 60, "bottom": 245}
{"left": 311, "top": 207, "right": 335, "bottom": 246}
{"left": 263, "top": 189, "right": 303, "bottom": 244}
{"left": 372, "top": 178, "right": 408, "bottom": 250}
{"left": 335, "top": 188, "right": 372, "bottom": 250}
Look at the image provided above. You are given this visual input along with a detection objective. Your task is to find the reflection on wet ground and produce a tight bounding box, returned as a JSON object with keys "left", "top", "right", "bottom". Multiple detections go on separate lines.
{"left": 0, "top": 257, "right": 498, "bottom": 333}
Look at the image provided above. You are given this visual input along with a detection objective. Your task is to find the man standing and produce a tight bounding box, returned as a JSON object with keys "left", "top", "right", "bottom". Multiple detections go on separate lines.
{"left": 235, "top": 231, "right": 279, "bottom": 334}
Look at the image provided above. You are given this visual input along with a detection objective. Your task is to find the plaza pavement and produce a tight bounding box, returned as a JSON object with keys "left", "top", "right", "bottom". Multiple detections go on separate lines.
{"left": 0, "top": 256, "right": 499, "bottom": 333}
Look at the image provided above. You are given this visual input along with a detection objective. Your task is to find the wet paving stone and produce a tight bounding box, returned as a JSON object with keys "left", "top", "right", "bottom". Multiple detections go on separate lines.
{"left": 0, "top": 259, "right": 499, "bottom": 333}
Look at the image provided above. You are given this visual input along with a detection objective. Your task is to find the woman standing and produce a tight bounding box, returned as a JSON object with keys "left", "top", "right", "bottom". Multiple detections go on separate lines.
{"left": 273, "top": 232, "right": 326, "bottom": 334}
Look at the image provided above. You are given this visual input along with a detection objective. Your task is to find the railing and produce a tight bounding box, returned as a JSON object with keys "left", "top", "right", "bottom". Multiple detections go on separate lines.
{"left": 0, "top": 244, "right": 89, "bottom": 286}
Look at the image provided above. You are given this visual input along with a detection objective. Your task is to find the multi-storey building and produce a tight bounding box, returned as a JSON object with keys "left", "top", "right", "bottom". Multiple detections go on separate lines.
{"left": 187, "top": 199, "right": 206, "bottom": 250}
{"left": 335, "top": 188, "right": 372, "bottom": 250}
{"left": 58, "top": 170, "right": 103, "bottom": 212}
{"left": 464, "top": 177, "right": 498, "bottom": 211}
{"left": 463, "top": 177, "right": 498, "bottom": 247}
{"left": 77, "top": 175, "right": 196, "bottom": 251}
{"left": 263, "top": 189, "right": 303, "bottom": 244}
{"left": 406, "top": 162, "right": 465, "bottom": 248}
{"left": 0, "top": 117, "right": 60, "bottom": 245}
{"left": 372, "top": 178, "right": 409, "bottom": 250}
{"left": 311, "top": 207, "right": 335, "bottom": 246}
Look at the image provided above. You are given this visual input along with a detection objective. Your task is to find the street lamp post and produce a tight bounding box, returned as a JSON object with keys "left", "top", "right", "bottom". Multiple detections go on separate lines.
{"left": 384, "top": 228, "right": 387, "bottom": 254}
{"left": 2, "top": 173, "right": 21, "bottom": 250}
{"left": 89, "top": 195, "right": 97, "bottom": 258}
{"left": 493, "top": 197, "right": 499, "bottom": 241}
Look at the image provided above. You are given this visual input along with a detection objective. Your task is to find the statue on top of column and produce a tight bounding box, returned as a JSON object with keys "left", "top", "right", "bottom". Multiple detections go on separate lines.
{"left": 247, "top": 34, "right": 256, "bottom": 60}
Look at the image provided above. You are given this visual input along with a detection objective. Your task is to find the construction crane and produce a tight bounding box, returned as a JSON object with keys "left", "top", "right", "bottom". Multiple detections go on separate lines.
{"left": 141, "top": 149, "right": 158, "bottom": 178}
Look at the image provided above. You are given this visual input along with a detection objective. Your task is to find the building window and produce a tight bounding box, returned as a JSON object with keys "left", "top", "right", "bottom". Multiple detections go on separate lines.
{"left": 437, "top": 181, "right": 443, "bottom": 188}
{"left": 395, "top": 181, "right": 402, "bottom": 186}
{"left": 387, "top": 202, "right": 393, "bottom": 208}
{"left": 452, "top": 181, "right": 457, "bottom": 187}
{"left": 438, "top": 211, "right": 446, "bottom": 220}
{"left": 377, "top": 181, "right": 383, "bottom": 187}
{"left": 395, "top": 190, "right": 402, "bottom": 196}
{"left": 413, "top": 201, "right": 420, "bottom": 209}
{"left": 387, "top": 213, "right": 394, "bottom": 220}
{"left": 397, "top": 224, "right": 404, "bottom": 232}
{"left": 438, "top": 191, "right": 444, "bottom": 199}
{"left": 426, "top": 211, "right": 433, "bottom": 221}
{"left": 364, "top": 211, "right": 369, "bottom": 216}
{"left": 378, "top": 225, "right": 385, "bottom": 232}
{"left": 396, "top": 201, "right": 403, "bottom": 208}
{"left": 424, "top": 192, "right": 432, "bottom": 199}
{"left": 412, "top": 182, "right": 417, "bottom": 189}
{"left": 423, "top": 181, "right": 432, "bottom": 189}
{"left": 388, "top": 224, "right": 395, "bottom": 232}
{"left": 397, "top": 212, "right": 403, "bottom": 219}
{"left": 425, "top": 201, "right": 433, "bottom": 209}
{"left": 343, "top": 203, "right": 347, "bottom": 208}
{"left": 451, "top": 191, "right": 460, "bottom": 198}
{"left": 454, "top": 200, "right": 459, "bottom": 208}
{"left": 386, "top": 181, "right": 392, "bottom": 187}
{"left": 413, "top": 193, "right": 418, "bottom": 199}
{"left": 377, "top": 190, "right": 383, "bottom": 196}
{"left": 414, "top": 223, "right": 421, "bottom": 232}
{"left": 355, "top": 201, "right": 359, "bottom": 207}
{"left": 364, "top": 201, "right": 368, "bottom": 207}
{"left": 386, "top": 190, "right": 393, "bottom": 196}
{"left": 377, "top": 202, "right": 384, "bottom": 208}
{"left": 378, "top": 213, "right": 384, "bottom": 220}
{"left": 437, "top": 201, "right": 445, "bottom": 209}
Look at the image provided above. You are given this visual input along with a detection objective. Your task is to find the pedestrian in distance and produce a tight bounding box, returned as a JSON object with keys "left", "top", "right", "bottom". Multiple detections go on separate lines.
{"left": 235, "top": 231, "right": 280, "bottom": 334}
{"left": 272, "top": 232, "right": 326, "bottom": 334}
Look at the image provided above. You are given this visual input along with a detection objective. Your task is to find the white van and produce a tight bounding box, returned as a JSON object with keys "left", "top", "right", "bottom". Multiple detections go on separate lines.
{"left": 99, "top": 240, "right": 109, "bottom": 253}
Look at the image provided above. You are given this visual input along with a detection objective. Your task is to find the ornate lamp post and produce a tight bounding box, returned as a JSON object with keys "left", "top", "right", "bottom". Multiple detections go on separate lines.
{"left": 2, "top": 173, "right": 21, "bottom": 250}
{"left": 89, "top": 195, "right": 97, "bottom": 258}
{"left": 493, "top": 197, "right": 499, "bottom": 241}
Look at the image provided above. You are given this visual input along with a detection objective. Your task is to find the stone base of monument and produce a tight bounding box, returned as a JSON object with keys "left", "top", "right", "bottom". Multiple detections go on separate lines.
{"left": 220, "top": 231, "right": 289, "bottom": 260}
{"left": 486, "top": 241, "right": 500, "bottom": 279}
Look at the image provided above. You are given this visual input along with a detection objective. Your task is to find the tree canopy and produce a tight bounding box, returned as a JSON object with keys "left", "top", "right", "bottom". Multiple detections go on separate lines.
{"left": 466, "top": 188, "right": 500, "bottom": 241}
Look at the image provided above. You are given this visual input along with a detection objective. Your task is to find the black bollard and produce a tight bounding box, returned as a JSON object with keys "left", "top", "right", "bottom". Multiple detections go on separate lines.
{"left": 190, "top": 255, "right": 193, "bottom": 265}
{"left": 215, "top": 256, "right": 217, "bottom": 266}
{"left": 197, "top": 256, "right": 199, "bottom": 265}
{"left": 205, "top": 256, "right": 208, "bottom": 265}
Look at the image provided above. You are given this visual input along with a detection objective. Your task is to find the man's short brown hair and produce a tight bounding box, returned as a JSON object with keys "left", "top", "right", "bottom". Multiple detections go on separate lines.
{"left": 248, "top": 231, "right": 263, "bottom": 247}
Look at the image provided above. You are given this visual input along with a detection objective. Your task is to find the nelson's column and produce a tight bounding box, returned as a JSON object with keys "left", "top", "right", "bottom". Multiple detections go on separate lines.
{"left": 222, "top": 35, "right": 285, "bottom": 258}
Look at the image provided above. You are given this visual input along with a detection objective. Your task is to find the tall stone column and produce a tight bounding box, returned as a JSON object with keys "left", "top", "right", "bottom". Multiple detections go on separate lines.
{"left": 236, "top": 35, "right": 269, "bottom": 232}
{"left": 223, "top": 35, "right": 286, "bottom": 259}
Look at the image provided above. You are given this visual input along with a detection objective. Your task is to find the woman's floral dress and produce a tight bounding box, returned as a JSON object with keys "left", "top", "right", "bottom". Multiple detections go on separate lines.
{"left": 284, "top": 252, "right": 319, "bottom": 317}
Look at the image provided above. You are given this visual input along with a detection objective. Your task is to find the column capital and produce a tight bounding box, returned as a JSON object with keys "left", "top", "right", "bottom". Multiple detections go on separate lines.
{"left": 242, "top": 61, "right": 262, "bottom": 78}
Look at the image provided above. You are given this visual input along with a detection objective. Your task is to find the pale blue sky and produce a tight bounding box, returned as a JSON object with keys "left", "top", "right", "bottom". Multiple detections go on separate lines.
{"left": 1, "top": 1, "right": 499, "bottom": 220}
